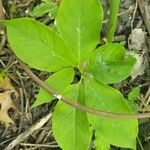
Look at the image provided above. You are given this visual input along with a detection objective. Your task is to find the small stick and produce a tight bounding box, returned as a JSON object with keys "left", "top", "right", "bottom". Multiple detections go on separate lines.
{"left": 19, "top": 143, "right": 59, "bottom": 148}
{"left": 4, "top": 113, "right": 52, "bottom": 150}
{"left": 18, "top": 60, "right": 150, "bottom": 119}
{"left": 131, "top": 0, "right": 138, "bottom": 30}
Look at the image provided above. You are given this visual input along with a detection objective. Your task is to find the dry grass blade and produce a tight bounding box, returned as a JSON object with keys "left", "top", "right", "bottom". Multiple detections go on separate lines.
{"left": 4, "top": 112, "right": 52, "bottom": 150}
{"left": 138, "top": 0, "right": 150, "bottom": 35}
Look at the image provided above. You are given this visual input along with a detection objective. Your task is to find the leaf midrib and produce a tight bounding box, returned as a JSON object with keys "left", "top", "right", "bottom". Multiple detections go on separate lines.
{"left": 8, "top": 23, "right": 74, "bottom": 67}
{"left": 77, "top": 0, "right": 81, "bottom": 63}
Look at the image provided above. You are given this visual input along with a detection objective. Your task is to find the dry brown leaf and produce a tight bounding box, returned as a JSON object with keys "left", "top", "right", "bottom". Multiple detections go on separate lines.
{"left": 0, "top": 77, "right": 20, "bottom": 127}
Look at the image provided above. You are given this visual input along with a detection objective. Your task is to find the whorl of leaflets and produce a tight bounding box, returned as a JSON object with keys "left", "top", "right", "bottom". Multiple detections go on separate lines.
{"left": 2, "top": 0, "right": 138, "bottom": 149}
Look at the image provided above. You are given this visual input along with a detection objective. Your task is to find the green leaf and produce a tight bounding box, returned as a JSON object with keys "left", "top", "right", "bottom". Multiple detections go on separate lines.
{"left": 84, "top": 77, "right": 138, "bottom": 149}
{"left": 107, "top": 0, "right": 120, "bottom": 43}
{"left": 128, "top": 87, "right": 140, "bottom": 102}
{"left": 30, "top": 0, "right": 57, "bottom": 19}
{"left": 95, "top": 133, "right": 110, "bottom": 150}
{"left": 0, "top": 69, "right": 7, "bottom": 83}
{"left": 56, "top": 0, "right": 103, "bottom": 63}
{"left": 52, "top": 83, "right": 91, "bottom": 150}
{"left": 2, "top": 18, "right": 76, "bottom": 72}
{"left": 32, "top": 67, "right": 74, "bottom": 107}
{"left": 86, "top": 43, "right": 136, "bottom": 84}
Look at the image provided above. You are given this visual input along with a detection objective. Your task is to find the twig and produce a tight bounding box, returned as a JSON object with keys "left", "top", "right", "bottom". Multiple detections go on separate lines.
{"left": 17, "top": 88, "right": 24, "bottom": 134}
{"left": 4, "top": 113, "right": 52, "bottom": 150}
{"left": 19, "top": 143, "right": 59, "bottom": 148}
{"left": 0, "top": 33, "right": 6, "bottom": 52}
{"left": 131, "top": 0, "right": 138, "bottom": 30}
{"left": 114, "top": 35, "right": 126, "bottom": 42}
{"left": 15, "top": 0, "right": 33, "bottom": 8}
{"left": 35, "top": 123, "right": 50, "bottom": 144}
{"left": 137, "top": 0, "right": 150, "bottom": 35}
{"left": 0, "top": 137, "right": 15, "bottom": 145}
{"left": 137, "top": 136, "right": 144, "bottom": 150}
{"left": 18, "top": 60, "right": 150, "bottom": 119}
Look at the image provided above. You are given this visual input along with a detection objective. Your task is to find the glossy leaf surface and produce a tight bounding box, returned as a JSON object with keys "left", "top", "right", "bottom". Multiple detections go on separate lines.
{"left": 3, "top": 18, "right": 76, "bottom": 72}
{"left": 86, "top": 43, "right": 136, "bottom": 84}
{"left": 84, "top": 77, "right": 138, "bottom": 149}
{"left": 52, "top": 83, "right": 91, "bottom": 150}
{"left": 56, "top": 0, "right": 103, "bottom": 62}
{"left": 33, "top": 67, "right": 74, "bottom": 107}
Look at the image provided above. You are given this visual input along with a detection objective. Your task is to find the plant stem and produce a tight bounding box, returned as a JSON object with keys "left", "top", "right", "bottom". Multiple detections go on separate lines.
{"left": 107, "top": 0, "right": 120, "bottom": 43}
{"left": 137, "top": 136, "right": 144, "bottom": 150}
{"left": 18, "top": 59, "right": 150, "bottom": 119}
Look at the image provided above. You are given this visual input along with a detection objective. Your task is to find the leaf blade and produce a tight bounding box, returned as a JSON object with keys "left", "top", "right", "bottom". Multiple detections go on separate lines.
{"left": 30, "top": 1, "right": 57, "bottom": 19}
{"left": 84, "top": 77, "right": 138, "bottom": 149}
{"left": 94, "top": 133, "right": 110, "bottom": 150}
{"left": 52, "top": 83, "right": 91, "bottom": 150}
{"left": 32, "top": 67, "right": 74, "bottom": 107}
{"left": 56, "top": 0, "right": 103, "bottom": 62}
{"left": 3, "top": 18, "right": 76, "bottom": 72}
{"left": 86, "top": 43, "right": 136, "bottom": 84}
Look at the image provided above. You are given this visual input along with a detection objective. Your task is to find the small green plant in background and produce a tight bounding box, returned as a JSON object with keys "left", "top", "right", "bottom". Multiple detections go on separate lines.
{"left": 0, "top": 69, "right": 7, "bottom": 83}
{"left": 1, "top": 0, "right": 139, "bottom": 149}
{"left": 30, "top": 0, "right": 58, "bottom": 19}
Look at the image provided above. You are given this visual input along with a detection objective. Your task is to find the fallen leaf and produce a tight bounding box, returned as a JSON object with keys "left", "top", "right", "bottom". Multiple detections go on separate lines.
{"left": 128, "top": 28, "right": 148, "bottom": 80}
{"left": 0, "top": 77, "right": 20, "bottom": 127}
{"left": 129, "top": 52, "right": 147, "bottom": 80}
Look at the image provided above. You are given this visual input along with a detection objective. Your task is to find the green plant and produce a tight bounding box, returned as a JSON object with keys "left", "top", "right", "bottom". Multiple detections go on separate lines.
{"left": 2, "top": 0, "right": 138, "bottom": 149}
{"left": 0, "top": 69, "right": 7, "bottom": 83}
{"left": 107, "top": 0, "right": 120, "bottom": 42}
{"left": 30, "top": 0, "right": 58, "bottom": 19}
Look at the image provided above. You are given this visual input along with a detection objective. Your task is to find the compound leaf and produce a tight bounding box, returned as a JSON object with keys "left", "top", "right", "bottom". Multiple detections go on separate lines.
{"left": 3, "top": 18, "right": 76, "bottom": 72}
{"left": 86, "top": 43, "right": 136, "bottom": 84}
{"left": 56, "top": 0, "right": 103, "bottom": 63}
{"left": 32, "top": 67, "right": 74, "bottom": 107}
{"left": 52, "top": 83, "right": 91, "bottom": 150}
{"left": 84, "top": 77, "right": 138, "bottom": 149}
